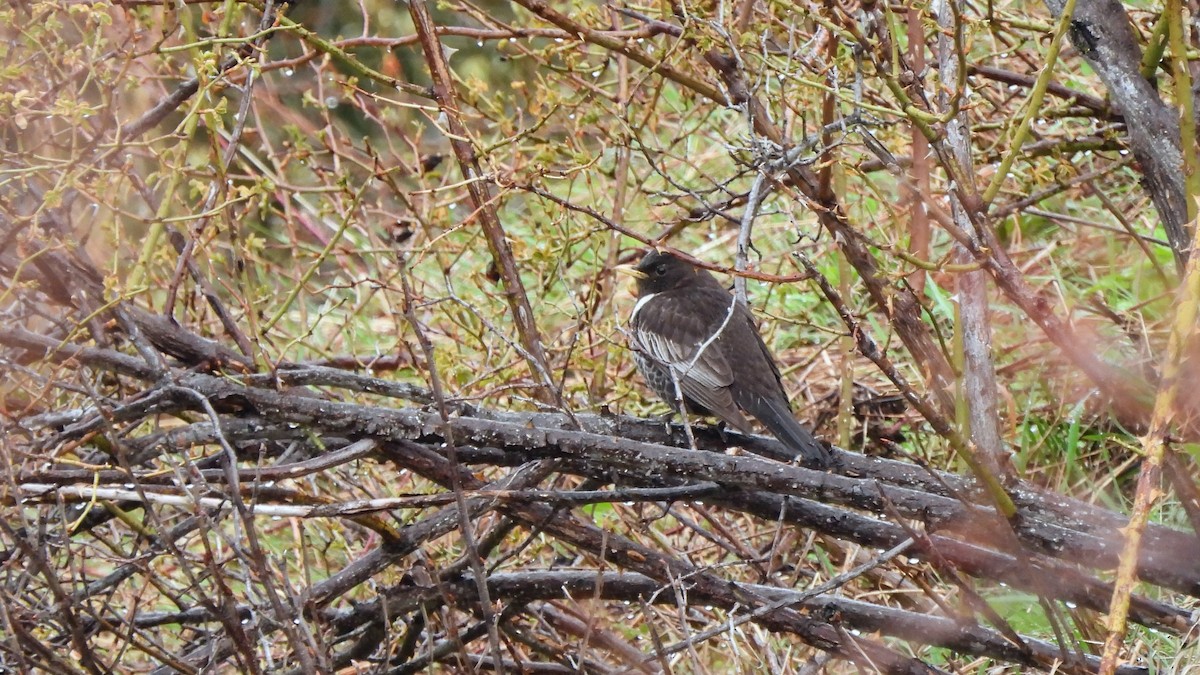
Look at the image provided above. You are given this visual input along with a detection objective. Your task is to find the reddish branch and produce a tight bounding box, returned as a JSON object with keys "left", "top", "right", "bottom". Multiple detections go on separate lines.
{"left": 408, "top": 0, "right": 560, "bottom": 406}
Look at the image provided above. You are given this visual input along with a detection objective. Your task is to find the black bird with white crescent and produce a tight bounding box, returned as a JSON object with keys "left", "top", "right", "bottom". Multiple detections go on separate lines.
{"left": 616, "top": 250, "right": 831, "bottom": 467}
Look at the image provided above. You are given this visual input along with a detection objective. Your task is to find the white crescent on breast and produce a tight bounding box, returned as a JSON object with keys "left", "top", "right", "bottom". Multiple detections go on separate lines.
{"left": 630, "top": 292, "right": 658, "bottom": 322}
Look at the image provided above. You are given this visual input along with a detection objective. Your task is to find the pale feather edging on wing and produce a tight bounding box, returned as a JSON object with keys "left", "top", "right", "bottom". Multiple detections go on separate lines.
{"left": 630, "top": 292, "right": 745, "bottom": 422}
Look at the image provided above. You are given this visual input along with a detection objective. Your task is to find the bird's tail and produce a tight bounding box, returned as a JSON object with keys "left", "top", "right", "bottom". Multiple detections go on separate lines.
{"left": 748, "top": 396, "right": 832, "bottom": 467}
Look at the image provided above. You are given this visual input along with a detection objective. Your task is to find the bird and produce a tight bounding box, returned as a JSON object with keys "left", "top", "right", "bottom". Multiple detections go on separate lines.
{"left": 616, "top": 250, "right": 832, "bottom": 467}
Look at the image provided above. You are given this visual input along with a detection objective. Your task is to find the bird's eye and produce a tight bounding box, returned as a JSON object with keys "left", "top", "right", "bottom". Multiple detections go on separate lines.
{"left": 654, "top": 264, "right": 667, "bottom": 276}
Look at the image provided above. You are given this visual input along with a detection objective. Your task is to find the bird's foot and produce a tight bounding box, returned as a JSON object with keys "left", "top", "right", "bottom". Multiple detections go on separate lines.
{"left": 656, "top": 411, "right": 678, "bottom": 436}
{"left": 712, "top": 420, "right": 731, "bottom": 445}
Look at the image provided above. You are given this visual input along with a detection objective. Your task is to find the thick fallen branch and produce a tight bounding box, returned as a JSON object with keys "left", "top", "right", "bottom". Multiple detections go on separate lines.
{"left": 11, "top": 332, "right": 1197, "bottom": 603}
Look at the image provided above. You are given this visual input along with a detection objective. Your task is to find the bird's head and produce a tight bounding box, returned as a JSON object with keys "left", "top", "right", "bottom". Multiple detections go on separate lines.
{"left": 616, "top": 250, "right": 712, "bottom": 296}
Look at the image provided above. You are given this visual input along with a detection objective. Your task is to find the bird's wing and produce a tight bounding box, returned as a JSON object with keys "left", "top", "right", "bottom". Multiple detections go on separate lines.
{"left": 752, "top": 322, "right": 786, "bottom": 386}
{"left": 630, "top": 292, "right": 740, "bottom": 420}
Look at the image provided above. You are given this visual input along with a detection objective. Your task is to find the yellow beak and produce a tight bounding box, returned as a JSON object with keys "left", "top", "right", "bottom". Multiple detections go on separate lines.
{"left": 614, "top": 264, "right": 647, "bottom": 280}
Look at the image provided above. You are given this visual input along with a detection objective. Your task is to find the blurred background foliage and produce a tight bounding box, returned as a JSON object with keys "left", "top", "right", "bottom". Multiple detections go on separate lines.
{"left": 2, "top": 0, "right": 1197, "bottom": 669}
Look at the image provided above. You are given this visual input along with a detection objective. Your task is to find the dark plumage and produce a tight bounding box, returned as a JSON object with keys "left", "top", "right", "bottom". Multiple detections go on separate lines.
{"left": 617, "top": 250, "right": 831, "bottom": 467}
